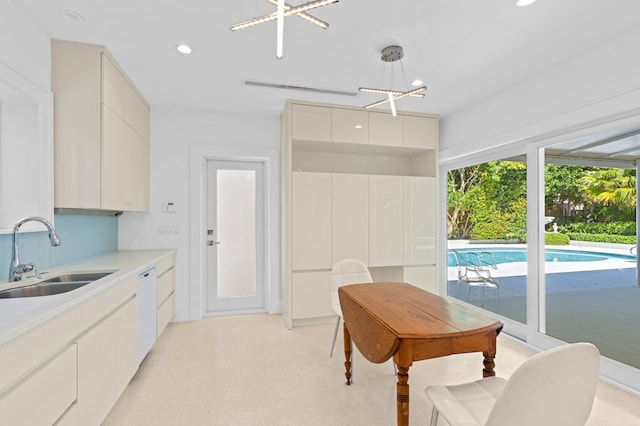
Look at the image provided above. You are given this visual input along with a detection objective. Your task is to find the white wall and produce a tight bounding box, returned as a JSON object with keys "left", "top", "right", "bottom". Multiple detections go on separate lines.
{"left": 118, "top": 107, "right": 281, "bottom": 321}
{"left": 0, "top": 0, "right": 50, "bottom": 89}
{"left": 439, "top": 24, "right": 640, "bottom": 162}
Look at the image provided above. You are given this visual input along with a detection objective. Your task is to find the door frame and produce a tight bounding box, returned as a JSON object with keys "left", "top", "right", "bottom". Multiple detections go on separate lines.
{"left": 190, "top": 145, "right": 280, "bottom": 321}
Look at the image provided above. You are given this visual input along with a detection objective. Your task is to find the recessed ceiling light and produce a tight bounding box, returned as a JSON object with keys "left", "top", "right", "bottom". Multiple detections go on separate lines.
{"left": 411, "top": 79, "right": 424, "bottom": 87}
{"left": 516, "top": 0, "right": 537, "bottom": 6}
{"left": 57, "top": 9, "right": 85, "bottom": 23}
{"left": 354, "top": 124, "right": 363, "bottom": 129}
{"left": 176, "top": 44, "right": 192, "bottom": 54}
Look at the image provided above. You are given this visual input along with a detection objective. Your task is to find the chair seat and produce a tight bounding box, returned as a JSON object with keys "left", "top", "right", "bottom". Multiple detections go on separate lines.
{"left": 426, "top": 376, "right": 507, "bottom": 426}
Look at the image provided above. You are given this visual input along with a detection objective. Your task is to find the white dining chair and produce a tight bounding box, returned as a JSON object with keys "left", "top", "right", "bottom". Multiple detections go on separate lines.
{"left": 425, "top": 342, "right": 600, "bottom": 426}
{"left": 329, "top": 258, "right": 373, "bottom": 357}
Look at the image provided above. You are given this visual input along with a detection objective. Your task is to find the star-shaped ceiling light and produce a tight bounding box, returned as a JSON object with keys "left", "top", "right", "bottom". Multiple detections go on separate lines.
{"left": 230, "top": 0, "right": 339, "bottom": 59}
{"left": 359, "top": 45, "right": 427, "bottom": 116}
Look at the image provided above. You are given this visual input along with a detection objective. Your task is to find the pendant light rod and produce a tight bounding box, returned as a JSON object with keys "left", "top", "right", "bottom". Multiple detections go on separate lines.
{"left": 363, "top": 86, "right": 427, "bottom": 109}
{"left": 266, "top": 0, "right": 330, "bottom": 28}
{"left": 230, "top": 0, "right": 338, "bottom": 31}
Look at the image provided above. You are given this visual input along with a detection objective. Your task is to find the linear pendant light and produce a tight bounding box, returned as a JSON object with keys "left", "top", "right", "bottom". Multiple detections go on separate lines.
{"left": 230, "top": 0, "right": 338, "bottom": 58}
{"left": 359, "top": 45, "right": 427, "bottom": 115}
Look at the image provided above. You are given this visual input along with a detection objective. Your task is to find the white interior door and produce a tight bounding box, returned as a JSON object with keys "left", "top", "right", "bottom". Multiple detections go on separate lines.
{"left": 205, "top": 159, "right": 265, "bottom": 314}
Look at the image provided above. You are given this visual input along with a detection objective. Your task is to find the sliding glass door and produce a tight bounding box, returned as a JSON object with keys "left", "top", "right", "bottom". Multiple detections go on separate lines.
{"left": 443, "top": 132, "right": 640, "bottom": 392}
{"left": 446, "top": 157, "right": 528, "bottom": 331}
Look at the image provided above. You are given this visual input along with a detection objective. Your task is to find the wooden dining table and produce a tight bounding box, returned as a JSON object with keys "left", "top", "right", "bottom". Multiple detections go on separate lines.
{"left": 338, "top": 282, "right": 504, "bottom": 426}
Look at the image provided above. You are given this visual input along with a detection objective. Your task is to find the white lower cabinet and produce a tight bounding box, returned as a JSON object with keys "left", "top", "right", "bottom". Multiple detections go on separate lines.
{"left": 156, "top": 255, "right": 176, "bottom": 338}
{"left": 0, "top": 343, "right": 77, "bottom": 425}
{"left": 292, "top": 271, "right": 332, "bottom": 319}
{"left": 403, "top": 265, "right": 437, "bottom": 294}
{"left": 78, "top": 296, "right": 138, "bottom": 426}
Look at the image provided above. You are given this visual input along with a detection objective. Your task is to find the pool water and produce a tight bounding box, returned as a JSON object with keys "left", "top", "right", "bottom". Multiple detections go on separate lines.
{"left": 448, "top": 247, "right": 636, "bottom": 267}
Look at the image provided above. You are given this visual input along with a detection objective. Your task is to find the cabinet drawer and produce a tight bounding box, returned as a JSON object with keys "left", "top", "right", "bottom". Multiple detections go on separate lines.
{"left": 156, "top": 254, "right": 175, "bottom": 277}
{"left": 0, "top": 344, "right": 77, "bottom": 425}
{"left": 157, "top": 292, "right": 175, "bottom": 338}
{"left": 157, "top": 266, "right": 175, "bottom": 306}
{"left": 0, "top": 306, "right": 80, "bottom": 392}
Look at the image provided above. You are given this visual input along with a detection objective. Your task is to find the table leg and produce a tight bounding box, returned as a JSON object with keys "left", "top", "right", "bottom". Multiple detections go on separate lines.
{"left": 343, "top": 322, "right": 352, "bottom": 385}
{"left": 396, "top": 365, "right": 410, "bottom": 426}
{"left": 483, "top": 351, "right": 496, "bottom": 377}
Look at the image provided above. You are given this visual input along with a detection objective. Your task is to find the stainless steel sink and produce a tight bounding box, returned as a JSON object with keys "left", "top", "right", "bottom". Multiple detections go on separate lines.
{"left": 0, "top": 271, "right": 115, "bottom": 299}
{"left": 42, "top": 272, "right": 113, "bottom": 283}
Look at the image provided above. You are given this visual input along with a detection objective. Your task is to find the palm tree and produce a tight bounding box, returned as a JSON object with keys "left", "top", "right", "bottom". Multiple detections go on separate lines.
{"left": 579, "top": 168, "right": 636, "bottom": 212}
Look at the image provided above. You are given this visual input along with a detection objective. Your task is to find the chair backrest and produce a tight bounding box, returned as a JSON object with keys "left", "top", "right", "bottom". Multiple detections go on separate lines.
{"left": 486, "top": 342, "right": 600, "bottom": 426}
{"left": 330, "top": 259, "right": 372, "bottom": 309}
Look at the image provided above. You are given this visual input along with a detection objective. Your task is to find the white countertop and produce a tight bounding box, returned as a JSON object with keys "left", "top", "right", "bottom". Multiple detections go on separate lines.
{"left": 0, "top": 249, "right": 175, "bottom": 345}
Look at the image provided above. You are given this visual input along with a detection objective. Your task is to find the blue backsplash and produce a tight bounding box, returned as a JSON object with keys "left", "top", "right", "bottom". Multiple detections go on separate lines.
{"left": 0, "top": 214, "right": 118, "bottom": 280}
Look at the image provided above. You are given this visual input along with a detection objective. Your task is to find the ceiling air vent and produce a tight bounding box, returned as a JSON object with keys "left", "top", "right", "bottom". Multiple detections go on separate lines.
{"left": 244, "top": 80, "right": 357, "bottom": 97}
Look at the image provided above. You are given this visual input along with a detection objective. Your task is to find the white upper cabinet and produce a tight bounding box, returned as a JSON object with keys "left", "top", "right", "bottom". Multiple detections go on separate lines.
{"left": 291, "top": 104, "right": 331, "bottom": 142}
{"left": 404, "top": 114, "right": 438, "bottom": 149}
{"left": 369, "top": 111, "right": 403, "bottom": 147}
{"left": 331, "top": 108, "right": 368, "bottom": 144}
{"left": 0, "top": 61, "right": 54, "bottom": 233}
{"left": 52, "top": 40, "right": 150, "bottom": 213}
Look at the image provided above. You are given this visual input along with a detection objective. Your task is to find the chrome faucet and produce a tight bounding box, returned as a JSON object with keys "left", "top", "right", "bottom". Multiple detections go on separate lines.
{"left": 9, "top": 216, "right": 62, "bottom": 282}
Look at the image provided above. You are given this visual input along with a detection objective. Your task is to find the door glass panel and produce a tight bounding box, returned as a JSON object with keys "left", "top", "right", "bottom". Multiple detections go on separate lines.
{"left": 216, "top": 169, "right": 257, "bottom": 298}
{"left": 447, "top": 159, "right": 527, "bottom": 324}
{"left": 543, "top": 155, "right": 639, "bottom": 368}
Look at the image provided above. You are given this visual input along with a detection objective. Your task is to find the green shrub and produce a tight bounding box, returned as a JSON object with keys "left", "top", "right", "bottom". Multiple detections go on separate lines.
{"left": 566, "top": 233, "right": 637, "bottom": 244}
{"left": 545, "top": 233, "right": 570, "bottom": 245}
{"left": 559, "top": 221, "right": 636, "bottom": 236}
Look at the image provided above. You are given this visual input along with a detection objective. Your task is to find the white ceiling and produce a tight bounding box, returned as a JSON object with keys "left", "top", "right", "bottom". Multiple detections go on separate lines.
{"left": 11, "top": 0, "right": 640, "bottom": 119}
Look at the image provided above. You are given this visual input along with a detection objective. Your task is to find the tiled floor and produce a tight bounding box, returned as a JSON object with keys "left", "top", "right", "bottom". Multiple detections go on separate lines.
{"left": 104, "top": 314, "right": 640, "bottom": 425}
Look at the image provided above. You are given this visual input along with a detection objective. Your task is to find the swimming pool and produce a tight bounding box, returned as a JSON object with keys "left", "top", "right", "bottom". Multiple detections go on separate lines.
{"left": 448, "top": 247, "right": 636, "bottom": 267}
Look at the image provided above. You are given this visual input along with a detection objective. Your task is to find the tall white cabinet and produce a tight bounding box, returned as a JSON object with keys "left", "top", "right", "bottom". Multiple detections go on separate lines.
{"left": 281, "top": 101, "right": 439, "bottom": 328}
{"left": 52, "top": 40, "right": 150, "bottom": 213}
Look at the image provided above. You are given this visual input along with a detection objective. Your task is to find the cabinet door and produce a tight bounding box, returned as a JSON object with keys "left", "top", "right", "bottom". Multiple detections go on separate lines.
{"left": 101, "top": 105, "right": 126, "bottom": 210}
{"left": 0, "top": 344, "right": 77, "bottom": 425}
{"left": 114, "top": 298, "right": 139, "bottom": 399}
{"left": 77, "top": 313, "right": 116, "bottom": 426}
{"left": 331, "top": 108, "right": 368, "bottom": 144}
{"left": 403, "top": 265, "right": 437, "bottom": 293}
{"left": 404, "top": 115, "right": 438, "bottom": 149}
{"left": 369, "top": 175, "right": 404, "bottom": 267}
{"left": 404, "top": 176, "right": 436, "bottom": 265}
{"left": 123, "top": 127, "right": 149, "bottom": 212}
{"left": 332, "top": 173, "right": 368, "bottom": 265}
{"left": 369, "top": 111, "right": 403, "bottom": 147}
{"left": 291, "top": 104, "right": 331, "bottom": 142}
{"left": 123, "top": 83, "right": 150, "bottom": 140}
{"left": 292, "top": 271, "right": 332, "bottom": 319}
{"left": 78, "top": 297, "right": 138, "bottom": 425}
{"left": 52, "top": 43, "right": 102, "bottom": 209}
{"left": 101, "top": 54, "right": 126, "bottom": 117}
{"left": 291, "top": 172, "right": 332, "bottom": 270}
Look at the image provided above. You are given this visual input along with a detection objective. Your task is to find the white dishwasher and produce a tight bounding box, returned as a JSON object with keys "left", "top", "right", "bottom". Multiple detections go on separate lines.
{"left": 138, "top": 267, "right": 157, "bottom": 364}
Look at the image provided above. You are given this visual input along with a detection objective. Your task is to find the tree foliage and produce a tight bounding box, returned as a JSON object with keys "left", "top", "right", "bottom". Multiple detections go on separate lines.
{"left": 448, "top": 161, "right": 636, "bottom": 240}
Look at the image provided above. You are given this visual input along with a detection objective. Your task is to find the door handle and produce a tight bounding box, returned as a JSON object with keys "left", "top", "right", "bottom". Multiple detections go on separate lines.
{"left": 208, "top": 241, "right": 221, "bottom": 246}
